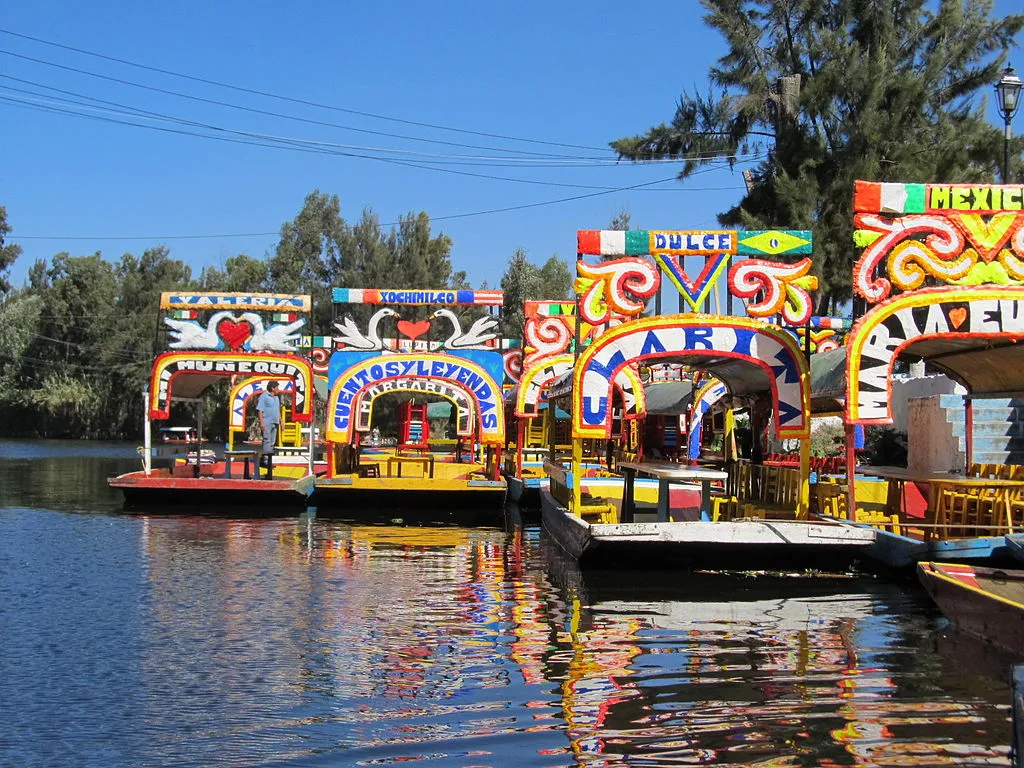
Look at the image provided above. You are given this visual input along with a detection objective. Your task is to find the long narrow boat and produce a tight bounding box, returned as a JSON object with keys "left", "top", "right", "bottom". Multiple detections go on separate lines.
{"left": 917, "top": 561, "right": 1024, "bottom": 655}
{"left": 107, "top": 292, "right": 319, "bottom": 512}
{"left": 313, "top": 287, "right": 508, "bottom": 515}
{"left": 540, "top": 485, "right": 875, "bottom": 570}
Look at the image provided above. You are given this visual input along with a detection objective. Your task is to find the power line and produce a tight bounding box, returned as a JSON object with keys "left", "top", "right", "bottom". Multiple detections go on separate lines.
{"left": 0, "top": 27, "right": 609, "bottom": 152}
{"left": 8, "top": 171, "right": 747, "bottom": 242}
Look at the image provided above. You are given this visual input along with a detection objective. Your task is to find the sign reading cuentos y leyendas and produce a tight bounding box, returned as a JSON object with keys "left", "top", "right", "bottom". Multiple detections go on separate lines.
{"left": 328, "top": 353, "right": 503, "bottom": 443}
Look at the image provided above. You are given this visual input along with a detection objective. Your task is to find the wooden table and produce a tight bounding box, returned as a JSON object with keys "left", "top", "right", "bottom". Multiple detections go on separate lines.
{"left": 617, "top": 461, "right": 728, "bottom": 524}
{"left": 386, "top": 455, "right": 435, "bottom": 479}
{"left": 857, "top": 466, "right": 1024, "bottom": 538}
{"left": 224, "top": 449, "right": 263, "bottom": 479}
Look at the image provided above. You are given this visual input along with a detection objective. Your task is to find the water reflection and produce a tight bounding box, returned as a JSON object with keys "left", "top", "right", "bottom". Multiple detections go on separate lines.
{"left": 0, "top": 444, "right": 1017, "bottom": 767}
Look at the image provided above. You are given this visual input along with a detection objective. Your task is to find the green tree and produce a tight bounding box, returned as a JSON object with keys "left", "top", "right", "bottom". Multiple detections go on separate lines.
{"left": 200, "top": 254, "right": 268, "bottom": 292}
{"left": 269, "top": 190, "right": 344, "bottom": 330}
{"left": 0, "top": 206, "right": 23, "bottom": 297}
{"left": 612, "top": 0, "right": 1023, "bottom": 310}
{"left": 538, "top": 255, "right": 574, "bottom": 301}
{"left": 499, "top": 250, "right": 574, "bottom": 338}
{"left": 500, "top": 248, "right": 541, "bottom": 339}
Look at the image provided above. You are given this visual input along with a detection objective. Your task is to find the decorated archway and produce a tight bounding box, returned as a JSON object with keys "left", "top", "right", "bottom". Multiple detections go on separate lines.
{"left": 150, "top": 352, "right": 314, "bottom": 422}
{"left": 687, "top": 378, "right": 729, "bottom": 460}
{"left": 846, "top": 286, "right": 1024, "bottom": 423}
{"left": 326, "top": 352, "right": 505, "bottom": 445}
{"left": 515, "top": 353, "right": 646, "bottom": 419}
{"left": 228, "top": 376, "right": 295, "bottom": 431}
{"left": 353, "top": 377, "right": 476, "bottom": 437}
{"left": 572, "top": 315, "right": 810, "bottom": 439}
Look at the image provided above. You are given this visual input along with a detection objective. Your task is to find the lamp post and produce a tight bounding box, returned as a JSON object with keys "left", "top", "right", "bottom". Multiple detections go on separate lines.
{"left": 995, "top": 65, "right": 1022, "bottom": 183}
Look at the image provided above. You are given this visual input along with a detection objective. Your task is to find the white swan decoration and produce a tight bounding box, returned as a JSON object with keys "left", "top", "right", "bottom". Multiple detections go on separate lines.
{"left": 164, "top": 310, "right": 234, "bottom": 350}
{"left": 333, "top": 308, "right": 399, "bottom": 351}
{"left": 242, "top": 313, "right": 306, "bottom": 352}
{"left": 430, "top": 309, "right": 499, "bottom": 349}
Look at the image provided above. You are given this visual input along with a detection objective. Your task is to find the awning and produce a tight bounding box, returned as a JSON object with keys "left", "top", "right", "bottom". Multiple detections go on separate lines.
{"left": 809, "top": 347, "right": 847, "bottom": 415}
{"left": 644, "top": 381, "right": 694, "bottom": 415}
{"left": 903, "top": 337, "right": 1024, "bottom": 398}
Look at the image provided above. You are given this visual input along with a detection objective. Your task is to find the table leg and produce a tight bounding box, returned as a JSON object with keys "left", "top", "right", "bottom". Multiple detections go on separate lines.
{"left": 657, "top": 479, "right": 670, "bottom": 522}
{"left": 701, "top": 479, "right": 712, "bottom": 521}
{"left": 622, "top": 469, "right": 636, "bottom": 524}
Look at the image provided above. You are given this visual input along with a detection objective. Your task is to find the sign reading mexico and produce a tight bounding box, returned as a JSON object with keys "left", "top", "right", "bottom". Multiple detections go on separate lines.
{"left": 150, "top": 352, "right": 313, "bottom": 421}
{"left": 327, "top": 353, "right": 504, "bottom": 444}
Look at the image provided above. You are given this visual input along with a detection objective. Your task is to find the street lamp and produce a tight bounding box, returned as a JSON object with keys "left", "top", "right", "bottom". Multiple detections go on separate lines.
{"left": 995, "top": 65, "right": 1022, "bottom": 183}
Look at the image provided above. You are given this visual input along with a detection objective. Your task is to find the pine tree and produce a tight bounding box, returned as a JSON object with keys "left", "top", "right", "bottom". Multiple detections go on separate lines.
{"left": 612, "top": 0, "right": 1023, "bottom": 309}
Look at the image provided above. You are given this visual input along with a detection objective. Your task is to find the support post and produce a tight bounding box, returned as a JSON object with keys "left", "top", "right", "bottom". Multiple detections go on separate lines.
{"left": 797, "top": 436, "right": 811, "bottom": 519}
{"left": 142, "top": 389, "right": 152, "bottom": 475}
{"left": 965, "top": 396, "right": 974, "bottom": 474}
{"left": 571, "top": 438, "right": 583, "bottom": 513}
{"left": 516, "top": 419, "right": 525, "bottom": 478}
{"left": 845, "top": 422, "right": 857, "bottom": 522}
{"left": 195, "top": 399, "right": 204, "bottom": 478}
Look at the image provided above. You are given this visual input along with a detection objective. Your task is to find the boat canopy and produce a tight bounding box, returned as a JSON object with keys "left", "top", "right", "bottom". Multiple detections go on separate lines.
{"left": 900, "top": 337, "right": 1024, "bottom": 399}
{"left": 809, "top": 348, "right": 847, "bottom": 415}
{"left": 644, "top": 381, "right": 694, "bottom": 415}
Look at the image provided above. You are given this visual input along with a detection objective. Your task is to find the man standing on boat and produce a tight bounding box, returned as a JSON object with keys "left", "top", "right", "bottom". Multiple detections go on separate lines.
{"left": 256, "top": 381, "right": 282, "bottom": 479}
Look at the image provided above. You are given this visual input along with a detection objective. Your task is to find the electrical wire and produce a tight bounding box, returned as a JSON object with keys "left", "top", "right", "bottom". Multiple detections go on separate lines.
{"left": 0, "top": 27, "right": 611, "bottom": 152}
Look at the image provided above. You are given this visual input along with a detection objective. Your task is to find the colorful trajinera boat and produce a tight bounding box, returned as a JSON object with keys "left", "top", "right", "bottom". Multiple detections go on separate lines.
{"left": 108, "top": 292, "right": 319, "bottom": 510}
{"left": 538, "top": 228, "right": 875, "bottom": 570}
{"left": 313, "top": 287, "right": 508, "bottom": 516}
{"left": 835, "top": 181, "right": 1024, "bottom": 569}
{"left": 917, "top": 561, "right": 1024, "bottom": 654}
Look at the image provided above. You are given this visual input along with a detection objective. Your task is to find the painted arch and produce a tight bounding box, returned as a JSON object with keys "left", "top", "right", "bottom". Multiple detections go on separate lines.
{"left": 150, "top": 352, "right": 313, "bottom": 422}
{"left": 353, "top": 377, "right": 476, "bottom": 436}
{"left": 326, "top": 352, "right": 504, "bottom": 444}
{"left": 572, "top": 315, "right": 810, "bottom": 439}
{"left": 846, "top": 286, "right": 1024, "bottom": 424}
{"left": 687, "top": 379, "right": 729, "bottom": 460}
{"left": 228, "top": 376, "right": 295, "bottom": 430}
{"left": 515, "top": 353, "right": 646, "bottom": 419}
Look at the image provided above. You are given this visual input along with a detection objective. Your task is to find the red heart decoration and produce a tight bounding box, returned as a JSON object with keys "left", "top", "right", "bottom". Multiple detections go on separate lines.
{"left": 948, "top": 307, "right": 968, "bottom": 330}
{"left": 217, "top": 318, "right": 254, "bottom": 349}
{"left": 397, "top": 319, "right": 431, "bottom": 341}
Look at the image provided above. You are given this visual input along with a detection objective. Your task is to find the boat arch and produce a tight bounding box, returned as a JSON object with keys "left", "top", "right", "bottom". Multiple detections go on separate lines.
{"left": 326, "top": 352, "right": 504, "bottom": 445}
{"left": 572, "top": 315, "right": 810, "bottom": 439}
{"left": 515, "top": 353, "right": 645, "bottom": 419}
{"left": 687, "top": 378, "right": 729, "bottom": 460}
{"left": 150, "top": 352, "right": 314, "bottom": 422}
{"left": 228, "top": 376, "right": 295, "bottom": 431}
{"left": 352, "top": 377, "right": 477, "bottom": 437}
{"left": 846, "top": 286, "right": 1024, "bottom": 423}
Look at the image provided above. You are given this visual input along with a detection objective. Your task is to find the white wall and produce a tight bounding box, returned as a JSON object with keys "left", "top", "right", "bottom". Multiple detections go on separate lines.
{"left": 907, "top": 395, "right": 964, "bottom": 473}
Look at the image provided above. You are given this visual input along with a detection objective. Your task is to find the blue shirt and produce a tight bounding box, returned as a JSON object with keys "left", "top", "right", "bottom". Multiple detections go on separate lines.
{"left": 256, "top": 390, "right": 281, "bottom": 426}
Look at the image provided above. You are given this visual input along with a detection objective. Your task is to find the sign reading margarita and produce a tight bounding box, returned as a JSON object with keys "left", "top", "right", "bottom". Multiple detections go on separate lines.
{"left": 355, "top": 378, "right": 474, "bottom": 435}
{"left": 327, "top": 353, "right": 504, "bottom": 444}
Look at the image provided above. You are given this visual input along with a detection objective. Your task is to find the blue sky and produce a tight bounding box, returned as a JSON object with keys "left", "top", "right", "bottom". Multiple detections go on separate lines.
{"left": 1, "top": 1, "right": 1020, "bottom": 293}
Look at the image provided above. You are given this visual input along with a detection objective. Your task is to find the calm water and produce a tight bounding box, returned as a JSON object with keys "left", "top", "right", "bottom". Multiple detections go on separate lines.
{"left": 0, "top": 439, "right": 1019, "bottom": 767}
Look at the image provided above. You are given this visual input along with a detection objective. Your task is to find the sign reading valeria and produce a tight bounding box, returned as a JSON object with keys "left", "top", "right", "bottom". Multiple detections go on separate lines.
{"left": 160, "top": 293, "right": 312, "bottom": 311}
